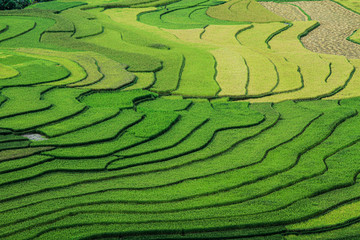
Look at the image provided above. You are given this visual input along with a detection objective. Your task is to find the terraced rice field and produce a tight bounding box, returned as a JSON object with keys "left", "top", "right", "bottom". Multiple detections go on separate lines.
{"left": 2, "top": 0, "right": 360, "bottom": 239}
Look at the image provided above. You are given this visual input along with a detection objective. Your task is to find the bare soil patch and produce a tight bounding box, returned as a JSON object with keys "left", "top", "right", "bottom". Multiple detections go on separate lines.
{"left": 259, "top": 1, "right": 307, "bottom": 21}
{"left": 261, "top": 0, "right": 360, "bottom": 59}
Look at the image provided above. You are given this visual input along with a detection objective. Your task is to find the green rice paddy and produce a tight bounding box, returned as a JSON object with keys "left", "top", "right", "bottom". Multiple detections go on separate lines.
{"left": 1, "top": 0, "right": 360, "bottom": 239}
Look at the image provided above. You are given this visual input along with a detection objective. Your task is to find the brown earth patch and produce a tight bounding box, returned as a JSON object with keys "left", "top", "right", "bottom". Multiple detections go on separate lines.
{"left": 294, "top": 0, "right": 360, "bottom": 59}
{"left": 261, "top": 0, "right": 360, "bottom": 59}
{"left": 259, "top": 1, "right": 307, "bottom": 21}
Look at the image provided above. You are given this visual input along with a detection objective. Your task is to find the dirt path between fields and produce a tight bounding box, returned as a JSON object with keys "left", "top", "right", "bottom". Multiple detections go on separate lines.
{"left": 260, "top": 0, "right": 360, "bottom": 59}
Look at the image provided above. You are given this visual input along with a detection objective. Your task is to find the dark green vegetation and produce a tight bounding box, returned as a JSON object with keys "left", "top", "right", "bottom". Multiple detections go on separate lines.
{"left": 0, "top": 0, "right": 55, "bottom": 10}
{"left": 1, "top": 0, "right": 360, "bottom": 239}
{"left": 0, "top": 0, "right": 33, "bottom": 10}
